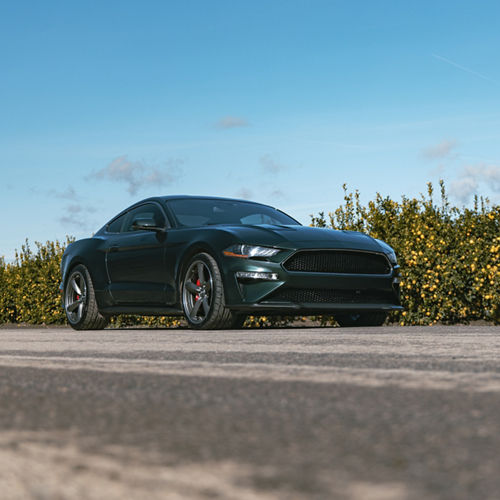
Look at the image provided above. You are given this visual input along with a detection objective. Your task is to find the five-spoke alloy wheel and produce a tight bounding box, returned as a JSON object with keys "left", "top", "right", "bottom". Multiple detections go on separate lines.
{"left": 182, "top": 252, "right": 242, "bottom": 329}
{"left": 64, "top": 264, "right": 108, "bottom": 330}
{"left": 182, "top": 258, "right": 214, "bottom": 325}
{"left": 65, "top": 269, "right": 87, "bottom": 324}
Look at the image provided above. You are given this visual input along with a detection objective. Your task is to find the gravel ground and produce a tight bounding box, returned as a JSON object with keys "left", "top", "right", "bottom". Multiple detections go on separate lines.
{"left": 0, "top": 325, "right": 499, "bottom": 499}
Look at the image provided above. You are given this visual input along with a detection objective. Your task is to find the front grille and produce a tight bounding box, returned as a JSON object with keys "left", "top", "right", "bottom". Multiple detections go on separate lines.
{"left": 264, "top": 288, "right": 396, "bottom": 304}
{"left": 284, "top": 250, "right": 390, "bottom": 274}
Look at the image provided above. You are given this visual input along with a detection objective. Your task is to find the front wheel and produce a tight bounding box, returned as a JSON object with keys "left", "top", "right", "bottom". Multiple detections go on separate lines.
{"left": 335, "top": 312, "right": 387, "bottom": 327}
{"left": 64, "top": 264, "right": 108, "bottom": 330}
{"left": 181, "top": 253, "right": 238, "bottom": 329}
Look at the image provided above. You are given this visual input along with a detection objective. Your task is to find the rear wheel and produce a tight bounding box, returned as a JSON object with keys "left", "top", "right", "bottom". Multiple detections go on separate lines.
{"left": 335, "top": 312, "right": 387, "bottom": 327}
{"left": 181, "top": 253, "right": 239, "bottom": 329}
{"left": 64, "top": 264, "right": 108, "bottom": 330}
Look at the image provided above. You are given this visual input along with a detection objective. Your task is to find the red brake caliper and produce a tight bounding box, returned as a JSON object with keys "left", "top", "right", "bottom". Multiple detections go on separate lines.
{"left": 195, "top": 279, "right": 201, "bottom": 301}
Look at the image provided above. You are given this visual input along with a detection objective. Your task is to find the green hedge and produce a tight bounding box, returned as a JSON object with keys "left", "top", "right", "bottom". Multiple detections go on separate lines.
{"left": 1, "top": 181, "right": 498, "bottom": 326}
{"left": 0, "top": 239, "right": 70, "bottom": 325}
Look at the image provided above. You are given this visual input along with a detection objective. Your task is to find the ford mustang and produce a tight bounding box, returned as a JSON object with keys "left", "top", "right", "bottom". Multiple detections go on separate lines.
{"left": 60, "top": 196, "right": 402, "bottom": 329}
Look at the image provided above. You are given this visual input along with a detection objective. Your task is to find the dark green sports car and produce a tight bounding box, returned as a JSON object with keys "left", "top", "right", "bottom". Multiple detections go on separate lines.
{"left": 60, "top": 196, "right": 402, "bottom": 330}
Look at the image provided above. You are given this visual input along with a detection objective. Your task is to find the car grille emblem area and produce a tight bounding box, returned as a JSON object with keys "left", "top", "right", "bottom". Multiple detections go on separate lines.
{"left": 283, "top": 250, "right": 391, "bottom": 275}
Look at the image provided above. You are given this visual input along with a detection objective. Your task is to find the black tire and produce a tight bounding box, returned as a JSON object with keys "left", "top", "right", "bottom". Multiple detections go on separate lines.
{"left": 181, "top": 252, "right": 237, "bottom": 329}
{"left": 335, "top": 312, "right": 387, "bottom": 327}
{"left": 64, "top": 264, "right": 108, "bottom": 330}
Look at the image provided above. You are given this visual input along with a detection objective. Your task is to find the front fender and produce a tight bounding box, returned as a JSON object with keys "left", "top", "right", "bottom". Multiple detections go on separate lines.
{"left": 59, "top": 237, "right": 112, "bottom": 307}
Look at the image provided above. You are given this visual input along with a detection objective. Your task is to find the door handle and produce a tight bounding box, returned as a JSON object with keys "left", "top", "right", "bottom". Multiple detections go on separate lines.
{"left": 109, "top": 245, "right": 119, "bottom": 253}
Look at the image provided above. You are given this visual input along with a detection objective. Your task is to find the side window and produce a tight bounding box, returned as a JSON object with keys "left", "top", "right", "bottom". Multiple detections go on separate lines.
{"left": 107, "top": 213, "right": 127, "bottom": 233}
{"left": 123, "top": 203, "right": 167, "bottom": 232}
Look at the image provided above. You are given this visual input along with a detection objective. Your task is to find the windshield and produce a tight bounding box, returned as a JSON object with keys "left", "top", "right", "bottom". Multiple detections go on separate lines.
{"left": 167, "top": 199, "right": 301, "bottom": 228}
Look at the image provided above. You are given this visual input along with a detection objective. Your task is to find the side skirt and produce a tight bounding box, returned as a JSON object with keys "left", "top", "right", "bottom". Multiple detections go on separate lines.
{"left": 99, "top": 305, "right": 184, "bottom": 316}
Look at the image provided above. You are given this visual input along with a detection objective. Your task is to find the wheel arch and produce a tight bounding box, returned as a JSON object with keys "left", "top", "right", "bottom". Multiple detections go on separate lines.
{"left": 61, "top": 237, "right": 109, "bottom": 302}
{"left": 176, "top": 242, "right": 222, "bottom": 287}
{"left": 62, "top": 255, "right": 89, "bottom": 288}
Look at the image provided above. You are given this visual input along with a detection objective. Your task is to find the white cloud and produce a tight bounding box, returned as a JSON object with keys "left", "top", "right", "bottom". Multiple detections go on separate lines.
{"left": 58, "top": 203, "right": 97, "bottom": 230}
{"left": 450, "top": 164, "right": 500, "bottom": 202}
{"left": 430, "top": 163, "right": 446, "bottom": 176}
{"left": 269, "top": 188, "right": 285, "bottom": 199}
{"left": 449, "top": 177, "right": 479, "bottom": 203}
{"left": 215, "top": 116, "right": 249, "bottom": 129}
{"left": 49, "top": 186, "right": 78, "bottom": 200}
{"left": 260, "top": 154, "right": 289, "bottom": 174}
{"left": 421, "top": 140, "right": 457, "bottom": 160}
{"left": 91, "top": 156, "right": 183, "bottom": 195}
{"left": 235, "top": 187, "right": 253, "bottom": 199}
{"left": 30, "top": 185, "right": 79, "bottom": 200}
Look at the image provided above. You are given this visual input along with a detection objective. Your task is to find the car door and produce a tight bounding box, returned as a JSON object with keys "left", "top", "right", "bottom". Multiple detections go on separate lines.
{"left": 104, "top": 202, "right": 169, "bottom": 304}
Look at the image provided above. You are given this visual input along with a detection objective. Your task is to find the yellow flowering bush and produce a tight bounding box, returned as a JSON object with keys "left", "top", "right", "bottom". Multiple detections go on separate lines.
{"left": 311, "top": 181, "right": 499, "bottom": 325}
{"left": 109, "top": 315, "right": 182, "bottom": 328}
{"left": 0, "top": 239, "right": 71, "bottom": 324}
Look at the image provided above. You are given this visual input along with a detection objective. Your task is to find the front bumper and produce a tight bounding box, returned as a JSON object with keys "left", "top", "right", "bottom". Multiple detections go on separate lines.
{"left": 221, "top": 252, "right": 402, "bottom": 315}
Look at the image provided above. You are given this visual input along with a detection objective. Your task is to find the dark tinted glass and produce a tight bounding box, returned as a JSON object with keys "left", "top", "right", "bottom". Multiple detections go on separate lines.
{"left": 167, "top": 199, "right": 300, "bottom": 227}
{"left": 123, "top": 204, "right": 167, "bottom": 232}
{"left": 107, "top": 213, "right": 127, "bottom": 233}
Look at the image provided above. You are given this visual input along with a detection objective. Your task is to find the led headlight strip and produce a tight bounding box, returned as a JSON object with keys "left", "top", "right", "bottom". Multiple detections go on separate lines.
{"left": 223, "top": 244, "right": 280, "bottom": 259}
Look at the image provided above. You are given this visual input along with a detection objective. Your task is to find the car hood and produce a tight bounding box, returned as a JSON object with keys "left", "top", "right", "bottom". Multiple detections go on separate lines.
{"left": 218, "top": 224, "right": 385, "bottom": 252}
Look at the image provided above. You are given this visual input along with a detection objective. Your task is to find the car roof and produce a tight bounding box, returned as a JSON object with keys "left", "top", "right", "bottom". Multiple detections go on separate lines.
{"left": 134, "top": 195, "right": 275, "bottom": 209}
{"left": 96, "top": 195, "right": 293, "bottom": 235}
{"left": 104, "top": 195, "right": 277, "bottom": 222}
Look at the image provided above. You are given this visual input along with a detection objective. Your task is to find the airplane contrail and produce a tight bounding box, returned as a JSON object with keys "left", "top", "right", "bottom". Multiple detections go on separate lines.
{"left": 432, "top": 53, "right": 496, "bottom": 84}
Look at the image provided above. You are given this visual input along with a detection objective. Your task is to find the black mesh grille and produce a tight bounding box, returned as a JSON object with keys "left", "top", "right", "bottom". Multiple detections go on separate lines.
{"left": 265, "top": 288, "right": 396, "bottom": 304}
{"left": 284, "top": 250, "right": 390, "bottom": 274}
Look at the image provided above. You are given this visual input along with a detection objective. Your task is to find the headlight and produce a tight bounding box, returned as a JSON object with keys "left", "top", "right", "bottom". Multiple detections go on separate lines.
{"left": 386, "top": 250, "right": 397, "bottom": 265}
{"left": 223, "top": 244, "right": 280, "bottom": 259}
{"left": 375, "top": 238, "right": 397, "bottom": 265}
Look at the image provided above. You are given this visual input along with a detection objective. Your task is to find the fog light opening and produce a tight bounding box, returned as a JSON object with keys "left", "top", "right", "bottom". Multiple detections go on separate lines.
{"left": 236, "top": 271, "right": 279, "bottom": 281}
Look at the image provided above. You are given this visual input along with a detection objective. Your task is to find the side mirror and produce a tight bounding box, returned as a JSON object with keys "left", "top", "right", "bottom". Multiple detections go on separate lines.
{"left": 132, "top": 217, "right": 165, "bottom": 232}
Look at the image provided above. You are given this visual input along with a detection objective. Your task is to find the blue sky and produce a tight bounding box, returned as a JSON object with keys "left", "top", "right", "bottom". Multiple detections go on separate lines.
{"left": 1, "top": 0, "right": 499, "bottom": 261}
